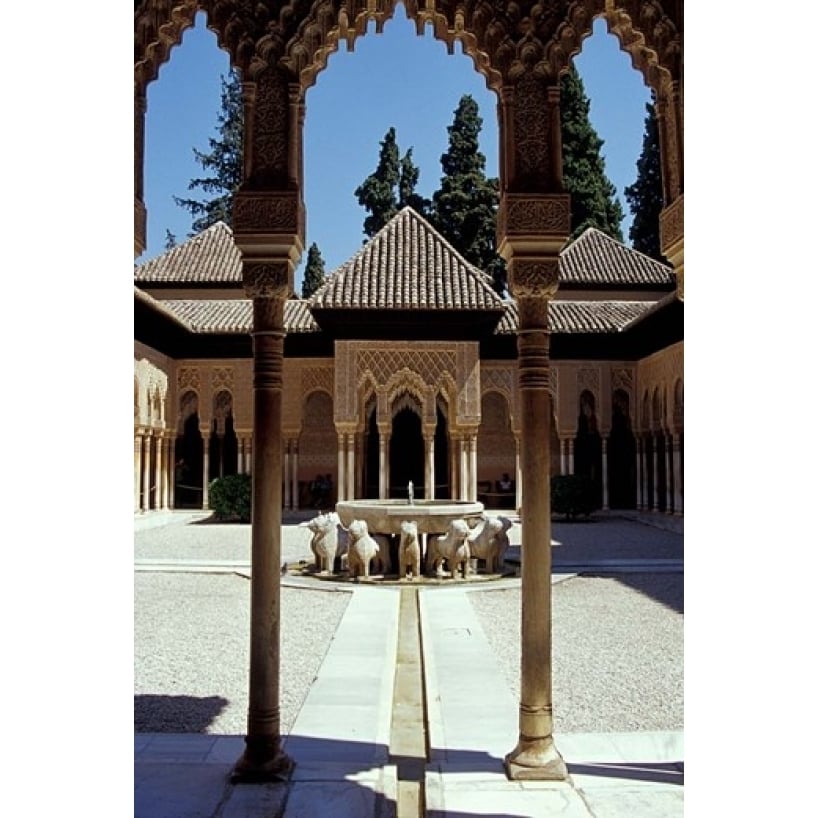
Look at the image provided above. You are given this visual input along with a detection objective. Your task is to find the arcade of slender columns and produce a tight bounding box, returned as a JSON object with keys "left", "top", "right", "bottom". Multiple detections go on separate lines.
{"left": 633, "top": 428, "right": 684, "bottom": 514}
{"left": 601, "top": 436, "right": 609, "bottom": 510}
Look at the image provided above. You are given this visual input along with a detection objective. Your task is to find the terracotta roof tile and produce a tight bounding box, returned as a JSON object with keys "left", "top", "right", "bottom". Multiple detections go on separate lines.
{"left": 309, "top": 207, "right": 505, "bottom": 312}
{"left": 496, "top": 300, "right": 655, "bottom": 334}
{"left": 151, "top": 298, "right": 318, "bottom": 334}
{"left": 559, "top": 228, "right": 675, "bottom": 287}
{"left": 134, "top": 222, "right": 242, "bottom": 284}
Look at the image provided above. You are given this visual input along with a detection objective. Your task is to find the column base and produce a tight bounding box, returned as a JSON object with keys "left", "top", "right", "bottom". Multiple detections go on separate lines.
{"left": 504, "top": 735, "right": 568, "bottom": 781}
{"left": 231, "top": 736, "right": 294, "bottom": 783}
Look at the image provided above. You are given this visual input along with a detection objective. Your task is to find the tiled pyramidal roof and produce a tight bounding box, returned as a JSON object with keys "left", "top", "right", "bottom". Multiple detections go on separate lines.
{"left": 134, "top": 222, "right": 242, "bottom": 284}
{"left": 149, "top": 298, "right": 316, "bottom": 334}
{"left": 559, "top": 227, "right": 674, "bottom": 286}
{"left": 496, "top": 300, "right": 655, "bottom": 335}
{"left": 309, "top": 207, "right": 505, "bottom": 311}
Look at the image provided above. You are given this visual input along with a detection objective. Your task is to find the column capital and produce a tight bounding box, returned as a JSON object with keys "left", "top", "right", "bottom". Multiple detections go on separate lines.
{"left": 508, "top": 259, "right": 560, "bottom": 302}
{"left": 243, "top": 261, "right": 291, "bottom": 300}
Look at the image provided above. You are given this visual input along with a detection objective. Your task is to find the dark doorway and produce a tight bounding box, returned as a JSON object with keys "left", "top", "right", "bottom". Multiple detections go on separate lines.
{"left": 390, "top": 407, "right": 424, "bottom": 498}
{"left": 434, "top": 405, "right": 450, "bottom": 499}
{"left": 175, "top": 395, "right": 203, "bottom": 509}
{"left": 574, "top": 390, "right": 603, "bottom": 509}
{"left": 364, "top": 407, "right": 379, "bottom": 498}
{"left": 608, "top": 389, "right": 637, "bottom": 509}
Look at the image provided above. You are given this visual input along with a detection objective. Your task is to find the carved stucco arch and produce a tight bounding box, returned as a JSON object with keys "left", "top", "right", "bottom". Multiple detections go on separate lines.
{"left": 177, "top": 388, "right": 200, "bottom": 435}
{"left": 385, "top": 368, "right": 429, "bottom": 422}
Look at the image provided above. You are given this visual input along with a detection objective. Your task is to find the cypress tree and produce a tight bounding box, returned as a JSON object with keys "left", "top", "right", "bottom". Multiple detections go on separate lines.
{"left": 398, "top": 147, "right": 430, "bottom": 216}
{"left": 432, "top": 95, "right": 506, "bottom": 296}
{"left": 624, "top": 102, "right": 666, "bottom": 262}
{"left": 354, "top": 128, "right": 400, "bottom": 239}
{"left": 175, "top": 70, "right": 244, "bottom": 235}
{"left": 561, "top": 65, "right": 624, "bottom": 241}
{"left": 302, "top": 243, "right": 327, "bottom": 298}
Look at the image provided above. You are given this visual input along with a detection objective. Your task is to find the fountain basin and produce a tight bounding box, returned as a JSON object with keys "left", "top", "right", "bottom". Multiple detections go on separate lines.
{"left": 335, "top": 498, "right": 484, "bottom": 536}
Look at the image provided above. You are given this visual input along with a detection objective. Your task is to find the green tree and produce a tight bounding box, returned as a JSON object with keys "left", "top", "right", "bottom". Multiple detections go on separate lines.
{"left": 560, "top": 65, "right": 624, "bottom": 241}
{"left": 175, "top": 70, "right": 244, "bottom": 235}
{"left": 431, "top": 95, "right": 506, "bottom": 296}
{"left": 355, "top": 129, "right": 430, "bottom": 239}
{"left": 398, "top": 148, "right": 429, "bottom": 216}
{"left": 354, "top": 127, "right": 400, "bottom": 239}
{"left": 624, "top": 102, "right": 666, "bottom": 262}
{"left": 164, "top": 229, "right": 177, "bottom": 250}
{"left": 302, "top": 242, "right": 327, "bottom": 298}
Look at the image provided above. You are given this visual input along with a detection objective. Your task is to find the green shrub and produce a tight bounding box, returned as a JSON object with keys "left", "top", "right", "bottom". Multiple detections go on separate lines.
{"left": 551, "top": 474, "right": 597, "bottom": 520}
{"left": 209, "top": 474, "right": 252, "bottom": 522}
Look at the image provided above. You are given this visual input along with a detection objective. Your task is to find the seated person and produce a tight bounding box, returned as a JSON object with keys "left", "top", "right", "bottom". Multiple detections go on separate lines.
{"left": 498, "top": 472, "right": 513, "bottom": 492}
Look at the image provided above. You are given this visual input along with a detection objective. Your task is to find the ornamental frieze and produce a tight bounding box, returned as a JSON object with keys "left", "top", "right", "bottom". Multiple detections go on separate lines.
{"left": 233, "top": 192, "right": 299, "bottom": 233}
{"left": 500, "top": 194, "right": 571, "bottom": 236}
{"left": 659, "top": 193, "right": 684, "bottom": 252}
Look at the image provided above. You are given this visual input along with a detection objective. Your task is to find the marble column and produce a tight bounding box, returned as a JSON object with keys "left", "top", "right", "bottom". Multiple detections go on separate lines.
{"left": 567, "top": 439, "right": 574, "bottom": 475}
{"left": 504, "top": 261, "right": 566, "bottom": 779}
{"left": 291, "top": 440, "right": 299, "bottom": 511}
{"left": 161, "top": 436, "right": 171, "bottom": 509}
{"left": 169, "top": 437, "right": 176, "bottom": 510}
{"left": 496, "top": 72, "right": 568, "bottom": 780}
{"left": 232, "top": 261, "right": 294, "bottom": 781}
{"left": 560, "top": 437, "right": 567, "bottom": 475}
{"left": 673, "top": 434, "right": 683, "bottom": 515}
{"left": 134, "top": 433, "right": 143, "bottom": 512}
{"left": 154, "top": 431, "right": 164, "bottom": 511}
{"left": 469, "top": 434, "right": 477, "bottom": 502}
{"left": 283, "top": 440, "right": 291, "bottom": 510}
{"left": 141, "top": 431, "right": 152, "bottom": 512}
{"left": 664, "top": 431, "right": 674, "bottom": 514}
{"left": 635, "top": 436, "right": 644, "bottom": 511}
{"left": 651, "top": 433, "right": 659, "bottom": 511}
{"left": 425, "top": 434, "right": 435, "bottom": 499}
{"left": 202, "top": 433, "right": 210, "bottom": 510}
{"left": 601, "top": 436, "right": 609, "bottom": 511}
{"left": 515, "top": 436, "right": 523, "bottom": 511}
{"left": 459, "top": 436, "right": 468, "bottom": 501}
{"left": 337, "top": 432, "right": 346, "bottom": 502}
{"left": 345, "top": 433, "right": 355, "bottom": 500}
{"left": 378, "top": 428, "right": 388, "bottom": 500}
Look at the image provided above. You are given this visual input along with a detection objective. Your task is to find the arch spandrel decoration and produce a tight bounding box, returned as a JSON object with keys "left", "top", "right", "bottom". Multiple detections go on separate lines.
{"left": 282, "top": 359, "right": 334, "bottom": 434}
{"left": 481, "top": 362, "right": 518, "bottom": 432}
{"left": 334, "top": 340, "right": 479, "bottom": 431}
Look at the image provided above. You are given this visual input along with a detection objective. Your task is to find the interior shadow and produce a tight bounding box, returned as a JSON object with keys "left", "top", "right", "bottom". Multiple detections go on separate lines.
{"left": 134, "top": 694, "right": 229, "bottom": 733}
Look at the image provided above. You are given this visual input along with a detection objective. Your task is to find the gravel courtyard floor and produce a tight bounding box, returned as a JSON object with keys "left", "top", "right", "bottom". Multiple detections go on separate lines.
{"left": 134, "top": 514, "right": 683, "bottom": 735}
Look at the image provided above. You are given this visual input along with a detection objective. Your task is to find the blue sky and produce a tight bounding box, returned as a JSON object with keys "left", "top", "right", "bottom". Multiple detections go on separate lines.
{"left": 141, "top": 7, "right": 652, "bottom": 287}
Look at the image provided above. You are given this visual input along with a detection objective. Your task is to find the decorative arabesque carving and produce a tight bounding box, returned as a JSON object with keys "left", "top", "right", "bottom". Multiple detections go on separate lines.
{"left": 512, "top": 71, "right": 551, "bottom": 187}
{"left": 578, "top": 367, "right": 600, "bottom": 398}
{"left": 509, "top": 259, "right": 560, "bottom": 299}
{"left": 178, "top": 367, "right": 200, "bottom": 392}
{"left": 213, "top": 367, "right": 234, "bottom": 393}
{"left": 612, "top": 368, "right": 634, "bottom": 395}
{"left": 501, "top": 196, "right": 571, "bottom": 237}
{"left": 246, "top": 67, "right": 291, "bottom": 188}
{"left": 243, "top": 262, "right": 290, "bottom": 299}
{"left": 233, "top": 193, "right": 300, "bottom": 234}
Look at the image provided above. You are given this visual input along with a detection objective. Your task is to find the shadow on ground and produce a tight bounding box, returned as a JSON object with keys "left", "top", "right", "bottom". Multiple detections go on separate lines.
{"left": 135, "top": 694, "right": 229, "bottom": 733}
